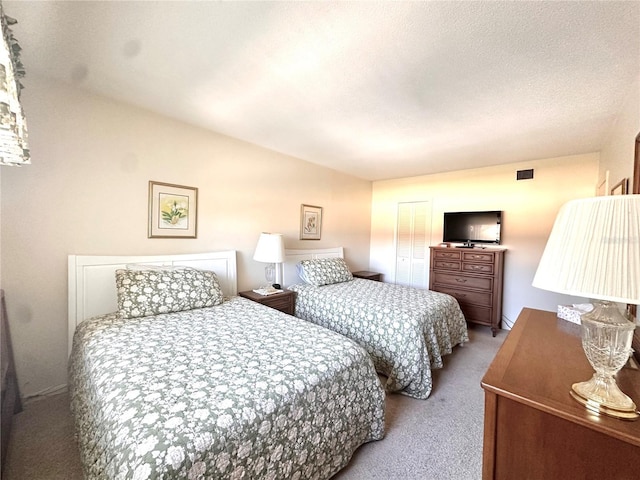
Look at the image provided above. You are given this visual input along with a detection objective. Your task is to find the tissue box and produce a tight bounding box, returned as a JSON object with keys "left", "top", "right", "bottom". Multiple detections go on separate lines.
{"left": 557, "top": 304, "right": 594, "bottom": 324}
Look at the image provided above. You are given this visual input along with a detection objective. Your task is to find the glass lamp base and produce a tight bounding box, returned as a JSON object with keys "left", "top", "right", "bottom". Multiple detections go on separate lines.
{"left": 571, "top": 300, "right": 639, "bottom": 420}
{"left": 570, "top": 380, "right": 638, "bottom": 420}
{"left": 264, "top": 263, "right": 275, "bottom": 285}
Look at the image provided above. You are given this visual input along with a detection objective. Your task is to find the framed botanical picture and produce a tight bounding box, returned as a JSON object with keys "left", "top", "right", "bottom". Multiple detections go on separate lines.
{"left": 148, "top": 181, "right": 198, "bottom": 238}
{"left": 300, "top": 204, "right": 322, "bottom": 240}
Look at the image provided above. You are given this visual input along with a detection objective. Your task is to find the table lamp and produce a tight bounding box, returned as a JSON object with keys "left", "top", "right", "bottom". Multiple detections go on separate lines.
{"left": 253, "top": 232, "right": 285, "bottom": 287}
{"left": 532, "top": 195, "right": 640, "bottom": 419}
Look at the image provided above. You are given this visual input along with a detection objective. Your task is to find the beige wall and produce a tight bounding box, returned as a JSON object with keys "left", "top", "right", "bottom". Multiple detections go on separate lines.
{"left": 4, "top": 72, "right": 638, "bottom": 398}
{"left": 0, "top": 76, "right": 372, "bottom": 397}
{"left": 369, "top": 74, "right": 640, "bottom": 326}
{"left": 370, "top": 153, "right": 600, "bottom": 327}
{"left": 599, "top": 73, "right": 639, "bottom": 192}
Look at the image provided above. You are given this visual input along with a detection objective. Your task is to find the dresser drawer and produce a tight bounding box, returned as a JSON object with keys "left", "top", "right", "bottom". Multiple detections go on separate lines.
{"left": 462, "top": 251, "right": 495, "bottom": 263}
{"left": 462, "top": 262, "right": 494, "bottom": 275}
{"left": 459, "top": 304, "right": 493, "bottom": 325}
{"left": 433, "top": 260, "right": 461, "bottom": 271}
{"left": 434, "top": 250, "right": 461, "bottom": 261}
{"left": 432, "top": 272, "right": 493, "bottom": 291}
{"left": 435, "top": 286, "right": 492, "bottom": 307}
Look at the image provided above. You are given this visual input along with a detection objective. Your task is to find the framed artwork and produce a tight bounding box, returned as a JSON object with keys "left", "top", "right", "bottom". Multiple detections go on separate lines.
{"left": 300, "top": 204, "right": 322, "bottom": 240}
{"left": 148, "top": 181, "right": 198, "bottom": 238}
{"left": 610, "top": 178, "right": 628, "bottom": 196}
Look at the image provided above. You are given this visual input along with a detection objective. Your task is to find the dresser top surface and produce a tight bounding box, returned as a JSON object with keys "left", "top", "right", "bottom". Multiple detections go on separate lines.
{"left": 430, "top": 245, "right": 507, "bottom": 251}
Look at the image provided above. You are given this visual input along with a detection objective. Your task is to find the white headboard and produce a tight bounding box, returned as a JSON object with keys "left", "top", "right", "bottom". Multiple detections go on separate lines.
{"left": 68, "top": 250, "right": 237, "bottom": 355}
{"left": 283, "top": 247, "right": 344, "bottom": 287}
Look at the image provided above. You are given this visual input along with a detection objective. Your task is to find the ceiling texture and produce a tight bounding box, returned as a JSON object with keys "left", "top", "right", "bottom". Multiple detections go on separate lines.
{"left": 5, "top": 1, "right": 640, "bottom": 181}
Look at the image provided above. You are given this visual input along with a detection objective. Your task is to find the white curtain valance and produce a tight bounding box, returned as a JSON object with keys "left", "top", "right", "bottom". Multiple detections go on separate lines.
{"left": 0, "top": 5, "right": 29, "bottom": 166}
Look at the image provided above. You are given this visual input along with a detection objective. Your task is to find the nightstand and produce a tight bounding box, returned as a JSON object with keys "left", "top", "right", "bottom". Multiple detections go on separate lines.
{"left": 238, "top": 289, "right": 295, "bottom": 315}
{"left": 352, "top": 271, "right": 382, "bottom": 282}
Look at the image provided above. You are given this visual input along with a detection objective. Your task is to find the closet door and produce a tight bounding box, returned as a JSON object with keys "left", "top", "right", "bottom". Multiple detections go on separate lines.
{"left": 395, "top": 201, "right": 430, "bottom": 288}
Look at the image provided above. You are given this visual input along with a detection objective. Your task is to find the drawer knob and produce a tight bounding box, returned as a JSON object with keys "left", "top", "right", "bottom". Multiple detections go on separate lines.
{"left": 455, "top": 278, "right": 467, "bottom": 283}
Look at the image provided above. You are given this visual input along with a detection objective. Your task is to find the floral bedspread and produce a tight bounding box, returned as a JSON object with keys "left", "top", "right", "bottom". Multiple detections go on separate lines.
{"left": 69, "top": 296, "right": 385, "bottom": 480}
{"left": 288, "top": 279, "right": 469, "bottom": 399}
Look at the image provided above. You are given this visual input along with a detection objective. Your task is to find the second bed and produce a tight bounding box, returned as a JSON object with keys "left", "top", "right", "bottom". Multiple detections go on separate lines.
{"left": 286, "top": 251, "right": 468, "bottom": 399}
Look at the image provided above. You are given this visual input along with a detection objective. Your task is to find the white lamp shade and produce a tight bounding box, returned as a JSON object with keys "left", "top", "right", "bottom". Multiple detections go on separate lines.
{"left": 532, "top": 195, "right": 640, "bottom": 304}
{"left": 253, "top": 233, "right": 285, "bottom": 263}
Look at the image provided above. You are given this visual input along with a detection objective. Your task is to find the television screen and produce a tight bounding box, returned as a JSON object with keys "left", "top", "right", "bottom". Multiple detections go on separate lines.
{"left": 443, "top": 211, "right": 502, "bottom": 245}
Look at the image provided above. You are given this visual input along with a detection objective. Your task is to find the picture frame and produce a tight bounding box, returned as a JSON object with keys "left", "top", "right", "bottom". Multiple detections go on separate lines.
{"left": 610, "top": 178, "right": 628, "bottom": 196}
{"left": 148, "top": 181, "right": 198, "bottom": 238}
{"left": 300, "top": 204, "right": 322, "bottom": 240}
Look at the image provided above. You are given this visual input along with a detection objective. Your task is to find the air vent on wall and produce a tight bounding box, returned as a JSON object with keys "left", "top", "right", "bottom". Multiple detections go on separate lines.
{"left": 516, "top": 169, "right": 534, "bottom": 180}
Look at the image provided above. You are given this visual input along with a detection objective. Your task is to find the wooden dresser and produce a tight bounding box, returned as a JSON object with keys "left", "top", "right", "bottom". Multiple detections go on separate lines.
{"left": 429, "top": 246, "right": 505, "bottom": 336}
{"left": 481, "top": 308, "right": 640, "bottom": 480}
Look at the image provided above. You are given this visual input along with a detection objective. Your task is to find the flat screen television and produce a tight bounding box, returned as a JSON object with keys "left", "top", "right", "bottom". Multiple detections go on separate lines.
{"left": 443, "top": 210, "right": 502, "bottom": 245}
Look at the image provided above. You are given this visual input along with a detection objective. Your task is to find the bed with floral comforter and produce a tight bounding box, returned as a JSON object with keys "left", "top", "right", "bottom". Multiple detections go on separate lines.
{"left": 69, "top": 296, "right": 385, "bottom": 480}
{"left": 289, "top": 276, "right": 468, "bottom": 399}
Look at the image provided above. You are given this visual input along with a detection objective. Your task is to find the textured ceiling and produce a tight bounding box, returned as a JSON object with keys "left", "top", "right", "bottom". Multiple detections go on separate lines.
{"left": 5, "top": 1, "right": 640, "bottom": 181}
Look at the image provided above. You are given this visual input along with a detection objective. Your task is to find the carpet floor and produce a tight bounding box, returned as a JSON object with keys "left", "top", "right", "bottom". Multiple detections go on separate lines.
{"left": 3, "top": 324, "right": 504, "bottom": 479}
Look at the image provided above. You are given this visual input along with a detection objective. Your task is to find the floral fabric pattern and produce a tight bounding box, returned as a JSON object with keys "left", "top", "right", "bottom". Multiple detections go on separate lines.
{"left": 296, "top": 258, "right": 353, "bottom": 286}
{"left": 288, "top": 279, "right": 469, "bottom": 399}
{"left": 69, "top": 296, "right": 385, "bottom": 480}
{"left": 115, "top": 267, "right": 224, "bottom": 319}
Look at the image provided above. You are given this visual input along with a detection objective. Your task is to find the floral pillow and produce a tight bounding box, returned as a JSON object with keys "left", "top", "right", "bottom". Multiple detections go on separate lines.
{"left": 115, "top": 267, "right": 224, "bottom": 319}
{"left": 296, "top": 258, "right": 353, "bottom": 286}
